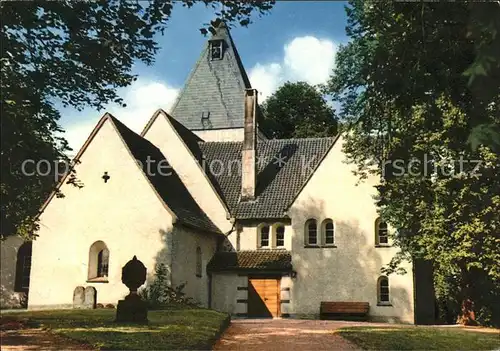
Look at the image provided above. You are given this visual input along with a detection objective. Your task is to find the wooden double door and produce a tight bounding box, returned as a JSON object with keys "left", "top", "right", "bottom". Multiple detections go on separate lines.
{"left": 248, "top": 278, "right": 281, "bottom": 318}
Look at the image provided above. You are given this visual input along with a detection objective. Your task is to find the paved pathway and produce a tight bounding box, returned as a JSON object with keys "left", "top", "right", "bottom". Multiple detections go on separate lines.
{"left": 214, "top": 319, "right": 371, "bottom": 351}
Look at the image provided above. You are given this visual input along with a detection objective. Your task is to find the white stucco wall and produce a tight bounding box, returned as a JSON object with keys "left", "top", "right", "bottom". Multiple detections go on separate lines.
{"left": 0, "top": 236, "right": 25, "bottom": 308}
{"left": 235, "top": 223, "right": 292, "bottom": 251}
{"left": 28, "top": 119, "right": 175, "bottom": 309}
{"left": 142, "top": 112, "right": 232, "bottom": 233}
{"left": 286, "top": 135, "right": 414, "bottom": 323}
{"left": 170, "top": 225, "right": 218, "bottom": 307}
{"left": 211, "top": 273, "right": 247, "bottom": 315}
{"left": 201, "top": 135, "right": 414, "bottom": 322}
{"left": 194, "top": 128, "right": 243, "bottom": 142}
{"left": 280, "top": 276, "right": 293, "bottom": 316}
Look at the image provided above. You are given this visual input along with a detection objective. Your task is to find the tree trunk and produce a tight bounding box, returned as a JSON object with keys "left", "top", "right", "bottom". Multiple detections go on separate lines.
{"left": 456, "top": 265, "right": 478, "bottom": 326}
{"left": 457, "top": 298, "right": 477, "bottom": 326}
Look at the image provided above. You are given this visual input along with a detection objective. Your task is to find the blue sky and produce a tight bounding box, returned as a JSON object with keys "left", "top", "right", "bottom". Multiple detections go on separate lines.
{"left": 62, "top": 1, "right": 349, "bottom": 152}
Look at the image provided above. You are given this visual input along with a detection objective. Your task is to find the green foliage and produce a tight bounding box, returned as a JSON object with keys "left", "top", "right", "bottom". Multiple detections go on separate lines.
{"left": 462, "top": 4, "right": 500, "bottom": 88}
{"left": 0, "top": 1, "right": 274, "bottom": 240}
{"left": 261, "top": 81, "right": 338, "bottom": 139}
{"left": 434, "top": 265, "right": 500, "bottom": 327}
{"left": 468, "top": 123, "right": 500, "bottom": 153}
{"left": 328, "top": 0, "right": 500, "bottom": 325}
{"left": 138, "top": 263, "right": 196, "bottom": 309}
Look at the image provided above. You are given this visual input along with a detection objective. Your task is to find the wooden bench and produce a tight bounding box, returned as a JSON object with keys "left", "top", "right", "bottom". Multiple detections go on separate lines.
{"left": 320, "top": 302, "right": 370, "bottom": 321}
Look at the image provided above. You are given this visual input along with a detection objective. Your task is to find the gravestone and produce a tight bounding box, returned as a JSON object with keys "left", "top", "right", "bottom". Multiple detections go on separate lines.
{"left": 73, "top": 286, "right": 85, "bottom": 309}
{"left": 115, "top": 256, "right": 148, "bottom": 323}
{"left": 84, "top": 286, "right": 97, "bottom": 309}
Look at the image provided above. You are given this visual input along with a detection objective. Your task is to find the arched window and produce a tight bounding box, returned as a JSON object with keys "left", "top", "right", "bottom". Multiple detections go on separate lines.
{"left": 375, "top": 218, "right": 389, "bottom": 246}
{"left": 275, "top": 225, "right": 285, "bottom": 247}
{"left": 88, "top": 241, "right": 109, "bottom": 281}
{"left": 196, "top": 246, "right": 202, "bottom": 277}
{"left": 378, "top": 276, "right": 390, "bottom": 304}
{"left": 259, "top": 225, "right": 270, "bottom": 248}
{"left": 322, "top": 219, "right": 335, "bottom": 245}
{"left": 15, "top": 242, "right": 32, "bottom": 292}
{"left": 305, "top": 219, "right": 318, "bottom": 246}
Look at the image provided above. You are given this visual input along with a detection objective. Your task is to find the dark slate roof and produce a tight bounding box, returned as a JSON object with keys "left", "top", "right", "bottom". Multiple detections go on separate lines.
{"left": 198, "top": 138, "right": 337, "bottom": 219}
{"left": 110, "top": 116, "right": 221, "bottom": 234}
{"left": 169, "top": 22, "right": 252, "bottom": 130}
{"left": 207, "top": 250, "right": 292, "bottom": 272}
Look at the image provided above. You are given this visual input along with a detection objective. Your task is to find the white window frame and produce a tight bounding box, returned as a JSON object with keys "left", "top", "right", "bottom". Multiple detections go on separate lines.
{"left": 258, "top": 224, "right": 271, "bottom": 249}
{"left": 274, "top": 224, "right": 286, "bottom": 248}
{"left": 375, "top": 218, "right": 390, "bottom": 246}
{"left": 322, "top": 219, "right": 335, "bottom": 246}
{"left": 88, "top": 241, "right": 110, "bottom": 281}
{"left": 377, "top": 276, "right": 391, "bottom": 305}
{"left": 210, "top": 40, "right": 223, "bottom": 60}
{"left": 305, "top": 219, "right": 318, "bottom": 246}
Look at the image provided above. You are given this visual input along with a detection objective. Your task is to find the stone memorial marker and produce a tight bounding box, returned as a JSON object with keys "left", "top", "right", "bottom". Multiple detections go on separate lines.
{"left": 73, "top": 286, "right": 85, "bottom": 309}
{"left": 84, "top": 286, "right": 97, "bottom": 309}
{"left": 115, "top": 255, "right": 148, "bottom": 323}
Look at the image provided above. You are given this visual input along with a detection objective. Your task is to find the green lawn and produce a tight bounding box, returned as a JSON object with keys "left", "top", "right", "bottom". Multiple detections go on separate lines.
{"left": 2, "top": 307, "right": 229, "bottom": 350}
{"left": 337, "top": 326, "right": 500, "bottom": 350}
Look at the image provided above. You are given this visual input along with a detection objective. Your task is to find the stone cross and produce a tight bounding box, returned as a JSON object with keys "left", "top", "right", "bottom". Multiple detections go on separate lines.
{"left": 102, "top": 172, "right": 110, "bottom": 183}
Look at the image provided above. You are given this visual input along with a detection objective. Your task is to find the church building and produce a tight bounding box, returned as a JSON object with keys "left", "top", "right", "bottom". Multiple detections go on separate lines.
{"left": 1, "top": 23, "right": 434, "bottom": 323}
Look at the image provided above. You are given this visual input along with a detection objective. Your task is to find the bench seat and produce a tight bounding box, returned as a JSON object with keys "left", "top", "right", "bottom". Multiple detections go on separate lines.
{"left": 320, "top": 301, "right": 370, "bottom": 320}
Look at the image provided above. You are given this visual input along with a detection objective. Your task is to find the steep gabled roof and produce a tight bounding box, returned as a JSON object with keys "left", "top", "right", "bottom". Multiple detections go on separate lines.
{"left": 39, "top": 114, "right": 221, "bottom": 234}
{"left": 199, "top": 137, "right": 337, "bottom": 219}
{"left": 169, "top": 22, "right": 252, "bottom": 130}
{"left": 109, "top": 116, "right": 221, "bottom": 234}
{"left": 141, "top": 110, "right": 231, "bottom": 212}
{"left": 142, "top": 112, "right": 338, "bottom": 220}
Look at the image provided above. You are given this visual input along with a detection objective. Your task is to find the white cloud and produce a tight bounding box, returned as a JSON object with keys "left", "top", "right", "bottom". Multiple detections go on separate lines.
{"left": 249, "top": 36, "right": 338, "bottom": 101}
{"left": 62, "top": 79, "right": 179, "bottom": 154}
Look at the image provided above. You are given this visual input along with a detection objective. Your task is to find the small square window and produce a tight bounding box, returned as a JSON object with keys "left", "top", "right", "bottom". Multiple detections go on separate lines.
{"left": 210, "top": 40, "right": 223, "bottom": 60}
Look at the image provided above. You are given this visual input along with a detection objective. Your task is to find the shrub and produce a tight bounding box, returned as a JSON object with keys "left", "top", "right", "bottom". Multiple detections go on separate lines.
{"left": 138, "top": 263, "right": 197, "bottom": 309}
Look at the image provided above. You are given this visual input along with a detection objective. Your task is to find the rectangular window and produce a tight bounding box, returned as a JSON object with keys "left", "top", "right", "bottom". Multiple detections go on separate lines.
{"left": 325, "top": 233, "right": 334, "bottom": 245}
{"left": 210, "top": 40, "right": 223, "bottom": 60}
{"left": 21, "top": 255, "right": 31, "bottom": 289}
{"left": 379, "top": 278, "right": 390, "bottom": 303}
{"left": 325, "top": 222, "right": 334, "bottom": 245}
{"left": 377, "top": 221, "right": 389, "bottom": 246}
{"left": 380, "top": 287, "right": 389, "bottom": 302}
{"left": 379, "top": 230, "right": 388, "bottom": 244}
{"left": 276, "top": 226, "right": 285, "bottom": 247}
{"left": 308, "top": 230, "right": 317, "bottom": 245}
{"left": 306, "top": 220, "right": 318, "bottom": 246}
{"left": 260, "top": 226, "right": 270, "bottom": 247}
